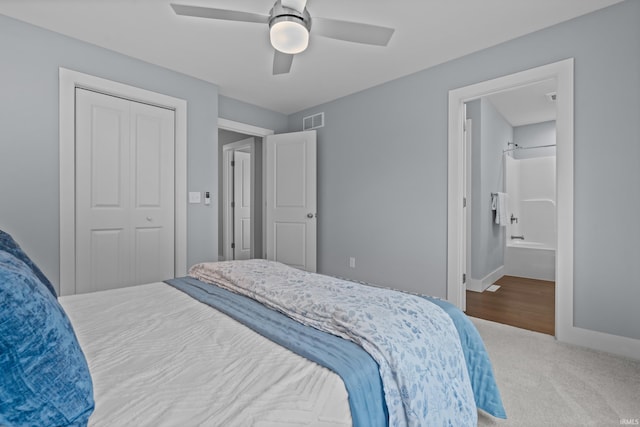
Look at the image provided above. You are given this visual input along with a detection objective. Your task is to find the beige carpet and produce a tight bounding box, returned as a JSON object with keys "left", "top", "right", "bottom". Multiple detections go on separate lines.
{"left": 472, "top": 317, "right": 640, "bottom": 427}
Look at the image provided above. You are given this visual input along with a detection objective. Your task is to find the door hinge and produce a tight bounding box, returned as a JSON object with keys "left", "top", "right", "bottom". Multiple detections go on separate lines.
{"left": 231, "top": 243, "right": 235, "bottom": 249}
{"left": 231, "top": 160, "right": 235, "bottom": 167}
{"left": 231, "top": 201, "right": 235, "bottom": 208}
{"left": 463, "top": 197, "right": 467, "bottom": 208}
{"left": 462, "top": 273, "right": 466, "bottom": 284}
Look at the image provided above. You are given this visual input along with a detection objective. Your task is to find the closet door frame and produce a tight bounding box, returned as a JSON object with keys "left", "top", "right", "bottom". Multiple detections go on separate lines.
{"left": 59, "top": 68, "right": 187, "bottom": 296}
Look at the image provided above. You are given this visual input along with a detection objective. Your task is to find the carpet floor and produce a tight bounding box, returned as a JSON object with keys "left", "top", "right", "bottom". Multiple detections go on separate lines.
{"left": 472, "top": 317, "right": 640, "bottom": 426}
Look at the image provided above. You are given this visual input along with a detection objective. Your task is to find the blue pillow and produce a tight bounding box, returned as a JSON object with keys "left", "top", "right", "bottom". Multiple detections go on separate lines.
{"left": 0, "top": 251, "right": 94, "bottom": 426}
{"left": 0, "top": 230, "right": 57, "bottom": 297}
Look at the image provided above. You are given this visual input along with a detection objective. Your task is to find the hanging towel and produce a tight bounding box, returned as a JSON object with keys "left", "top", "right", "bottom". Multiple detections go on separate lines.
{"left": 492, "top": 192, "right": 509, "bottom": 226}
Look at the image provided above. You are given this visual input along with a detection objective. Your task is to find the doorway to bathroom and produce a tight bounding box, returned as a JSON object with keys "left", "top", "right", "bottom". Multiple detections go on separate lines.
{"left": 464, "top": 81, "right": 557, "bottom": 334}
{"left": 447, "top": 59, "right": 575, "bottom": 341}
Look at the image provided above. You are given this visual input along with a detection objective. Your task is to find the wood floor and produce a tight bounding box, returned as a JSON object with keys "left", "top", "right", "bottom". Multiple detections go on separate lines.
{"left": 465, "top": 275, "right": 555, "bottom": 335}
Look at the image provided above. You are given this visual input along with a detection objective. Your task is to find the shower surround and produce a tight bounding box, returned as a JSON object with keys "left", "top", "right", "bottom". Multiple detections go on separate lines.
{"left": 505, "top": 155, "right": 556, "bottom": 281}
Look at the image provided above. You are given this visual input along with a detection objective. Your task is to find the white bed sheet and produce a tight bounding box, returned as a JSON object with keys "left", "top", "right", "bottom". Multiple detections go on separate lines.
{"left": 60, "top": 282, "right": 352, "bottom": 427}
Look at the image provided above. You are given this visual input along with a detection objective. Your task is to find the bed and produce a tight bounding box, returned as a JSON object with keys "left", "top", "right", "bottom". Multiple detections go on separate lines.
{"left": 0, "top": 230, "right": 506, "bottom": 427}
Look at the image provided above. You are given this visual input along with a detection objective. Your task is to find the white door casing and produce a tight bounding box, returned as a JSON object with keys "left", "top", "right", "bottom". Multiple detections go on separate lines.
{"left": 233, "top": 150, "right": 251, "bottom": 260}
{"left": 265, "top": 131, "right": 317, "bottom": 272}
{"left": 461, "top": 116, "right": 471, "bottom": 311}
{"left": 59, "top": 68, "right": 187, "bottom": 296}
{"left": 75, "top": 89, "right": 175, "bottom": 293}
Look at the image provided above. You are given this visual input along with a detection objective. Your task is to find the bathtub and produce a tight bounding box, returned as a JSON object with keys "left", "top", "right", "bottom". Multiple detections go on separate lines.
{"left": 505, "top": 240, "right": 555, "bottom": 281}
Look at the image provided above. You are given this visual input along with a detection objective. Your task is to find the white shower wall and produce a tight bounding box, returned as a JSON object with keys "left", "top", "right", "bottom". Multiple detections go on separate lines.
{"left": 505, "top": 155, "right": 556, "bottom": 281}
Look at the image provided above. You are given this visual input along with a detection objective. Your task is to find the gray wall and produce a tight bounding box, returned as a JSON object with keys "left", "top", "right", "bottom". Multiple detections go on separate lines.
{"left": 288, "top": 1, "right": 640, "bottom": 340}
{"left": 467, "top": 99, "right": 512, "bottom": 280}
{"left": 219, "top": 95, "right": 288, "bottom": 134}
{"left": 0, "top": 14, "right": 219, "bottom": 293}
{"left": 513, "top": 121, "right": 556, "bottom": 159}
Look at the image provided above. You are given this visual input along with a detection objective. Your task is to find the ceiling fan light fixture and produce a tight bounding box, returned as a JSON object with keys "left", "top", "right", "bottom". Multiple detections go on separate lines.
{"left": 270, "top": 16, "right": 309, "bottom": 54}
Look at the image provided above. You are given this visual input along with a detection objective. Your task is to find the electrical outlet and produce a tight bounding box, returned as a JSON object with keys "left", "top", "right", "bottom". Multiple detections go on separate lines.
{"left": 349, "top": 257, "right": 356, "bottom": 269}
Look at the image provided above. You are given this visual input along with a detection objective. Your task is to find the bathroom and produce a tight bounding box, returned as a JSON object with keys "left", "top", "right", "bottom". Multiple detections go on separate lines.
{"left": 464, "top": 79, "right": 557, "bottom": 333}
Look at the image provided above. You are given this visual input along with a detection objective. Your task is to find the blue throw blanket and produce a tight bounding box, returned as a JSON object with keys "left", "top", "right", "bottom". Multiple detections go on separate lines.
{"left": 166, "top": 276, "right": 388, "bottom": 427}
{"left": 423, "top": 296, "right": 506, "bottom": 419}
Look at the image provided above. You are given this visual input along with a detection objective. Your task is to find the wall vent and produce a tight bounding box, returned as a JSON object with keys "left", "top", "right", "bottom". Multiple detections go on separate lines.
{"left": 303, "top": 112, "right": 324, "bottom": 130}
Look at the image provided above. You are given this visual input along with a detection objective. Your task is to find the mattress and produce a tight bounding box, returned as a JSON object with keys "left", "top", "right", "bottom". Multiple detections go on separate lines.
{"left": 59, "top": 282, "right": 352, "bottom": 427}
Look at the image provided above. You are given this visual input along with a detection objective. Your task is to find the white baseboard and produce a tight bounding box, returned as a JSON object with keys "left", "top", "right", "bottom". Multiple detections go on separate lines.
{"left": 467, "top": 265, "right": 504, "bottom": 293}
{"left": 558, "top": 325, "right": 640, "bottom": 361}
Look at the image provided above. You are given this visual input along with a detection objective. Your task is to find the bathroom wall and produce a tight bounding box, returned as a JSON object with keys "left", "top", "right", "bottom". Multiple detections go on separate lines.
{"left": 513, "top": 121, "right": 556, "bottom": 159}
{"left": 466, "top": 98, "right": 513, "bottom": 287}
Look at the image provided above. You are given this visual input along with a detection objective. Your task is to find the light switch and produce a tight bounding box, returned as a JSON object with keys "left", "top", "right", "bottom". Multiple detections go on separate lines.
{"left": 189, "top": 192, "right": 201, "bottom": 204}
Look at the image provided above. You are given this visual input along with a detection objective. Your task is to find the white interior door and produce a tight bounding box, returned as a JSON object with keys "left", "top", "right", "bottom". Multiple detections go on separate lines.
{"left": 265, "top": 131, "right": 317, "bottom": 272}
{"left": 233, "top": 150, "right": 251, "bottom": 260}
{"left": 75, "top": 88, "right": 175, "bottom": 293}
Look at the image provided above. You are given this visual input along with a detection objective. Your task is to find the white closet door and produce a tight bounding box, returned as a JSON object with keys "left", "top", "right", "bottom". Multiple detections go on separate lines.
{"left": 75, "top": 89, "right": 175, "bottom": 293}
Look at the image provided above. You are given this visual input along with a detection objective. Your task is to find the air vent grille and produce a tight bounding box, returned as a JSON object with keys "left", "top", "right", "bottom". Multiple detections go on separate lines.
{"left": 303, "top": 112, "right": 324, "bottom": 130}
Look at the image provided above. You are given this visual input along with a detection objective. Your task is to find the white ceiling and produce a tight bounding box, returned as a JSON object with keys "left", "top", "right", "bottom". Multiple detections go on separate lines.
{"left": 486, "top": 79, "right": 558, "bottom": 127}
{"left": 0, "top": 0, "right": 622, "bottom": 114}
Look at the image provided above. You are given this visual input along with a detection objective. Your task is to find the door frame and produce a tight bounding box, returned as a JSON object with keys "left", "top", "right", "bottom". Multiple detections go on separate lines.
{"left": 222, "top": 138, "right": 255, "bottom": 260}
{"left": 218, "top": 118, "right": 274, "bottom": 258}
{"left": 461, "top": 116, "right": 472, "bottom": 312}
{"left": 448, "top": 59, "right": 574, "bottom": 339}
{"left": 59, "top": 68, "right": 187, "bottom": 296}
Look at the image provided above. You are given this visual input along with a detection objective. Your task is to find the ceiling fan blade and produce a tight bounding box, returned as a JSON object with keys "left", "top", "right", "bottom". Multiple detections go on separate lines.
{"left": 170, "top": 4, "right": 269, "bottom": 24}
{"left": 313, "top": 17, "right": 394, "bottom": 46}
{"left": 273, "top": 50, "right": 294, "bottom": 75}
{"left": 281, "top": 0, "right": 308, "bottom": 14}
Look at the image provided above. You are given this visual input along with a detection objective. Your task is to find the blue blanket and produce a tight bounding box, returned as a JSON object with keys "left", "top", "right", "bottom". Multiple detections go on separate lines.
{"left": 423, "top": 296, "right": 506, "bottom": 419}
{"left": 166, "top": 277, "right": 388, "bottom": 427}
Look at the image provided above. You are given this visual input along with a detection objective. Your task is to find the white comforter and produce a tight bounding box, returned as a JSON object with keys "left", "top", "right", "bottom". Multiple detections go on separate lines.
{"left": 60, "top": 283, "right": 352, "bottom": 426}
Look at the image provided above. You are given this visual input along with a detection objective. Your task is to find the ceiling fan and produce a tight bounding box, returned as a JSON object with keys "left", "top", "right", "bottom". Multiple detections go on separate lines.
{"left": 170, "top": 0, "right": 395, "bottom": 75}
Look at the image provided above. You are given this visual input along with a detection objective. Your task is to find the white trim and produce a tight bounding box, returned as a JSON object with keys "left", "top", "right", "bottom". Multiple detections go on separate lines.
{"left": 59, "top": 68, "right": 187, "bottom": 296}
{"left": 562, "top": 326, "right": 640, "bottom": 361}
{"left": 448, "top": 59, "right": 640, "bottom": 360}
{"left": 218, "top": 118, "right": 274, "bottom": 137}
{"left": 467, "top": 265, "right": 505, "bottom": 293}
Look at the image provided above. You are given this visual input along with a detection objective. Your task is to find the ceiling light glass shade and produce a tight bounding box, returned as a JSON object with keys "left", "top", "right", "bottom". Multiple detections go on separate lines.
{"left": 270, "top": 18, "right": 309, "bottom": 54}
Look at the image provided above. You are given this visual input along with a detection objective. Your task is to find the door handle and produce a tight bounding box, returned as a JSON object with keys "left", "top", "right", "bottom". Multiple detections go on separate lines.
{"left": 307, "top": 213, "right": 315, "bottom": 218}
